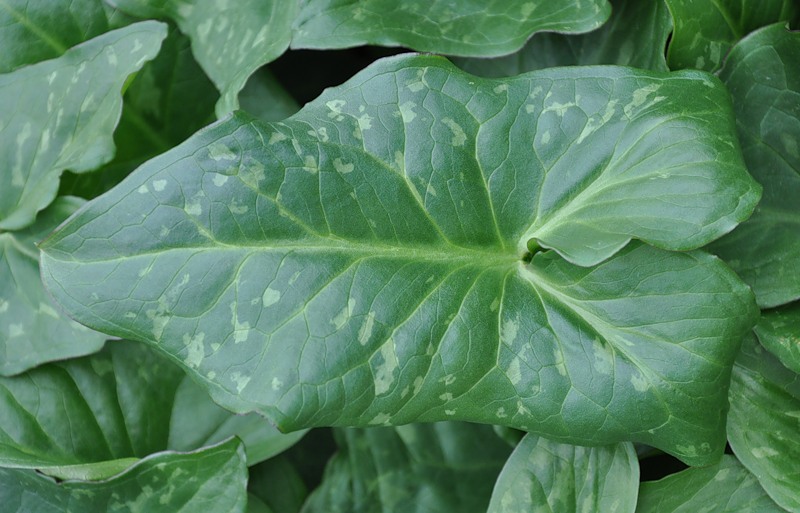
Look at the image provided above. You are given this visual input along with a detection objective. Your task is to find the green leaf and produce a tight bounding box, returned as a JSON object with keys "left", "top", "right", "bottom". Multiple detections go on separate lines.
{"left": 0, "top": 339, "right": 300, "bottom": 478}
{"left": 0, "top": 0, "right": 113, "bottom": 72}
{"left": 0, "top": 20, "right": 167, "bottom": 231}
{"left": 456, "top": 0, "right": 672, "bottom": 77}
{"left": 709, "top": 23, "right": 800, "bottom": 308}
{"left": 60, "top": 26, "right": 218, "bottom": 200}
{"left": 302, "top": 422, "right": 511, "bottom": 513}
{"left": 0, "top": 196, "right": 106, "bottom": 375}
{"left": 636, "top": 455, "right": 785, "bottom": 513}
{"left": 727, "top": 335, "right": 800, "bottom": 512}
{"left": 40, "top": 55, "right": 758, "bottom": 465}
{"left": 755, "top": 302, "right": 800, "bottom": 374}
{"left": 0, "top": 439, "right": 248, "bottom": 513}
{"left": 249, "top": 455, "right": 308, "bottom": 513}
{"left": 292, "top": 0, "right": 611, "bottom": 57}
{"left": 664, "top": 0, "right": 799, "bottom": 72}
{"left": 108, "top": 0, "right": 298, "bottom": 116}
{"left": 239, "top": 69, "right": 300, "bottom": 123}
{"left": 487, "top": 435, "right": 638, "bottom": 513}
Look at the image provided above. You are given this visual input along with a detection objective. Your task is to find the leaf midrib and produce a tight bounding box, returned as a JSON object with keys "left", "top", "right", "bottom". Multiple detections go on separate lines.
{"left": 43, "top": 238, "right": 522, "bottom": 267}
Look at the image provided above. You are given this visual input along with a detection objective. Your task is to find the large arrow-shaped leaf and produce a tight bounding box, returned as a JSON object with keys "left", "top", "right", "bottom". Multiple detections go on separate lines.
{"left": 457, "top": 0, "right": 672, "bottom": 77}
{"left": 302, "top": 422, "right": 511, "bottom": 513}
{"left": 108, "top": 0, "right": 297, "bottom": 116}
{"left": 0, "top": 439, "right": 248, "bottom": 513}
{"left": 0, "top": 339, "right": 303, "bottom": 480}
{"left": 41, "top": 55, "right": 758, "bottom": 465}
{"left": 754, "top": 302, "right": 800, "bottom": 375}
{"left": 488, "top": 435, "right": 638, "bottom": 513}
{"left": 727, "top": 335, "right": 800, "bottom": 512}
{"left": 636, "top": 455, "right": 785, "bottom": 513}
{"left": 292, "top": 0, "right": 611, "bottom": 57}
{"left": 709, "top": 23, "right": 800, "bottom": 308}
{"left": 664, "top": 0, "right": 798, "bottom": 72}
{"left": 0, "top": 196, "right": 106, "bottom": 375}
{"left": 0, "top": 20, "right": 167, "bottom": 230}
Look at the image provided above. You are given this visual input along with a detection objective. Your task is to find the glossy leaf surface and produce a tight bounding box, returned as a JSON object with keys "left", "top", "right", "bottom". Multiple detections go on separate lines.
{"left": 292, "top": 0, "right": 611, "bottom": 57}
{"left": 710, "top": 23, "right": 800, "bottom": 308}
{"left": 457, "top": 0, "right": 671, "bottom": 77}
{"left": 0, "top": 20, "right": 167, "bottom": 230}
{"left": 0, "top": 0, "right": 113, "bottom": 72}
{"left": 636, "top": 455, "right": 785, "bottom": 513}
{"left": 302, "top": 422, "right": 511, "bottom": 513}
{"left": 41, "top": 55, "right": 758, "bottom": 465}
{"left": 728, "top": 335, "right": 800, "bottom": 512}
{"left": 109, "top": 0, "right": 297, "bottom": 116}
{"left": 487, "top": 435, "right": 638, "bottom": 513}
{"left": 755, "top": 302, "right": 800, "bottom": 374}
{"left": 59, "top": 26, "right": 218, "bottom": 201}
{"left": 0, "top": 197, "right": 106, "bottom": 375}
{"left": 0, "top": 339, "right": 300, "bottom": 478}
{"left": 664, "top": 0, "right": 798, "bottom": 72}
{"left": 0, "top": 439, "right": 248, "bottom": 513}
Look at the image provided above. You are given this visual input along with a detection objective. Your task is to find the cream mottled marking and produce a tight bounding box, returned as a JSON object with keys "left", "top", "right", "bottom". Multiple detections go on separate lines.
{"left": 262, "top": 288, "right": 280, "bottom": 307}
{"left": 399, "top": 101, "right": 417, "bottom": 123}
{"left": 358, "top": 311, "right": 376, "bottom": 345}
{"left": 333, "top": 158, "right": 354, "bottom": 174}
{"left": 332, "top": 298, "right": 356, "bottom": 329}
{"left": 441, "top": 118, "right": 466, "bottom": 146}
{"left": 373, "top": 339, "right": 399, "bottom": 395}
{"left": 183, "top": 332, "right": 205, "bottom": 368}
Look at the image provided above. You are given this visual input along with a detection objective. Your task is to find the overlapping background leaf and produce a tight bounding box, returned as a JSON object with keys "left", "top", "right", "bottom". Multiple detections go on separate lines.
{"left": 1, "top": 0, "right": 799, "bottom": 510}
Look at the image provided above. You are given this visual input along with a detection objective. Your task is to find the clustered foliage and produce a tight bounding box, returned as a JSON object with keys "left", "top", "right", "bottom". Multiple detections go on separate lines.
{"left": 0, "top": 1, "right": 798, "bottom": 511}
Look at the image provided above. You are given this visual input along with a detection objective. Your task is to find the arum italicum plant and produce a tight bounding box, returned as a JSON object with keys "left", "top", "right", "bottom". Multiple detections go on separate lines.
{"left": 0, "top": 0, "right": 799, "bottom": 511}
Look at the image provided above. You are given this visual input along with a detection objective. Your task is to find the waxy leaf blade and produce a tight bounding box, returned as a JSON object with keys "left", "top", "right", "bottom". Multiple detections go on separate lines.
{"left": 61, "top": 26, "right": 219, "bottom": 200}
{"left": 664, "top": 0, "right": 798, "bottom": 72}
{"left": 109, "top": 0, "right": 297, "bottom": 116}
{"left": 41, "top": 56, "right": 758, "bottom": 465}
{"left": 727, "top": 335, "right": 800, "bottom": 512}
{"left": 302, "top": 423, "right": 511, "bottom": 513}
{"left": 0, "top": 339, "right": 298, "bottom": 475}
{"left": 0, "top": 439, "right": 248, "bottom": 513}
{"left": 710, "top": 23, "right": 800, "bottom": 308}
{"left": 0, "top": 197, "right": 106, "bottom": 375}
{"left": 755, "top": 302, "right": 800, "bottom": 374}
{"left": 457, "top": 0, "right": 672, "bottom": 77}
{"left": 292, "top": 0, "right": 611, "bottom": 57}
{"left": 487, "top": 435, "right": 638, "bottom": 513}
{"left": 636, "top": 455, "right": 785, "bottom": 513}
{"left": 0, "top": 20, "right": 167, "bottom": 230}
{"left": 0, "top": 0, "right": 115, "bottom": 72}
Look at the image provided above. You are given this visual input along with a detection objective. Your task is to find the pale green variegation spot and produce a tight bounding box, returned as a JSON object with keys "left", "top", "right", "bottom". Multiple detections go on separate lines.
{"left": 0, "top": 339, "right": 303, "bottom": 480}
{"left": 636, "top": 455, "right": 785, "bottom": 513}
{"left": 709, "top": 23, "right": 800, "bottom": 308}
{"left": 303, "top": 423, "right": 511, "bottom": 513}
{"left": 456, "top": 0, "right": 672, "bottom": 77}
{"left": 0, "top": 0, "right": 116, "bottom": 72}
{"left": 40, "top": 56, "right": 759, "bottom": 465}
{"left": 292, "top": 0, "right": 611, "bottom": 57}
{"left": 755, "top": 302, "right": 800, "bottom": 374}
{"left": 664, "top": 0, "right": 799, "bottom": 72}
{"left": 0, "top": 439, "right": 248, "bottom": 513}
{"left": 0, "top": 20, "right": 166, "bottom": 231}
{"left": 0, "top": 197, "right": 106, "bottom": 375}
{"left": 487, "top": 435, "right": 638, "bottom": 513}
{"left": 108, "top": 0, "right": 298, "bottom": 116}
{"left": 727, "top": 335, "right": 800, "bottom": 512}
